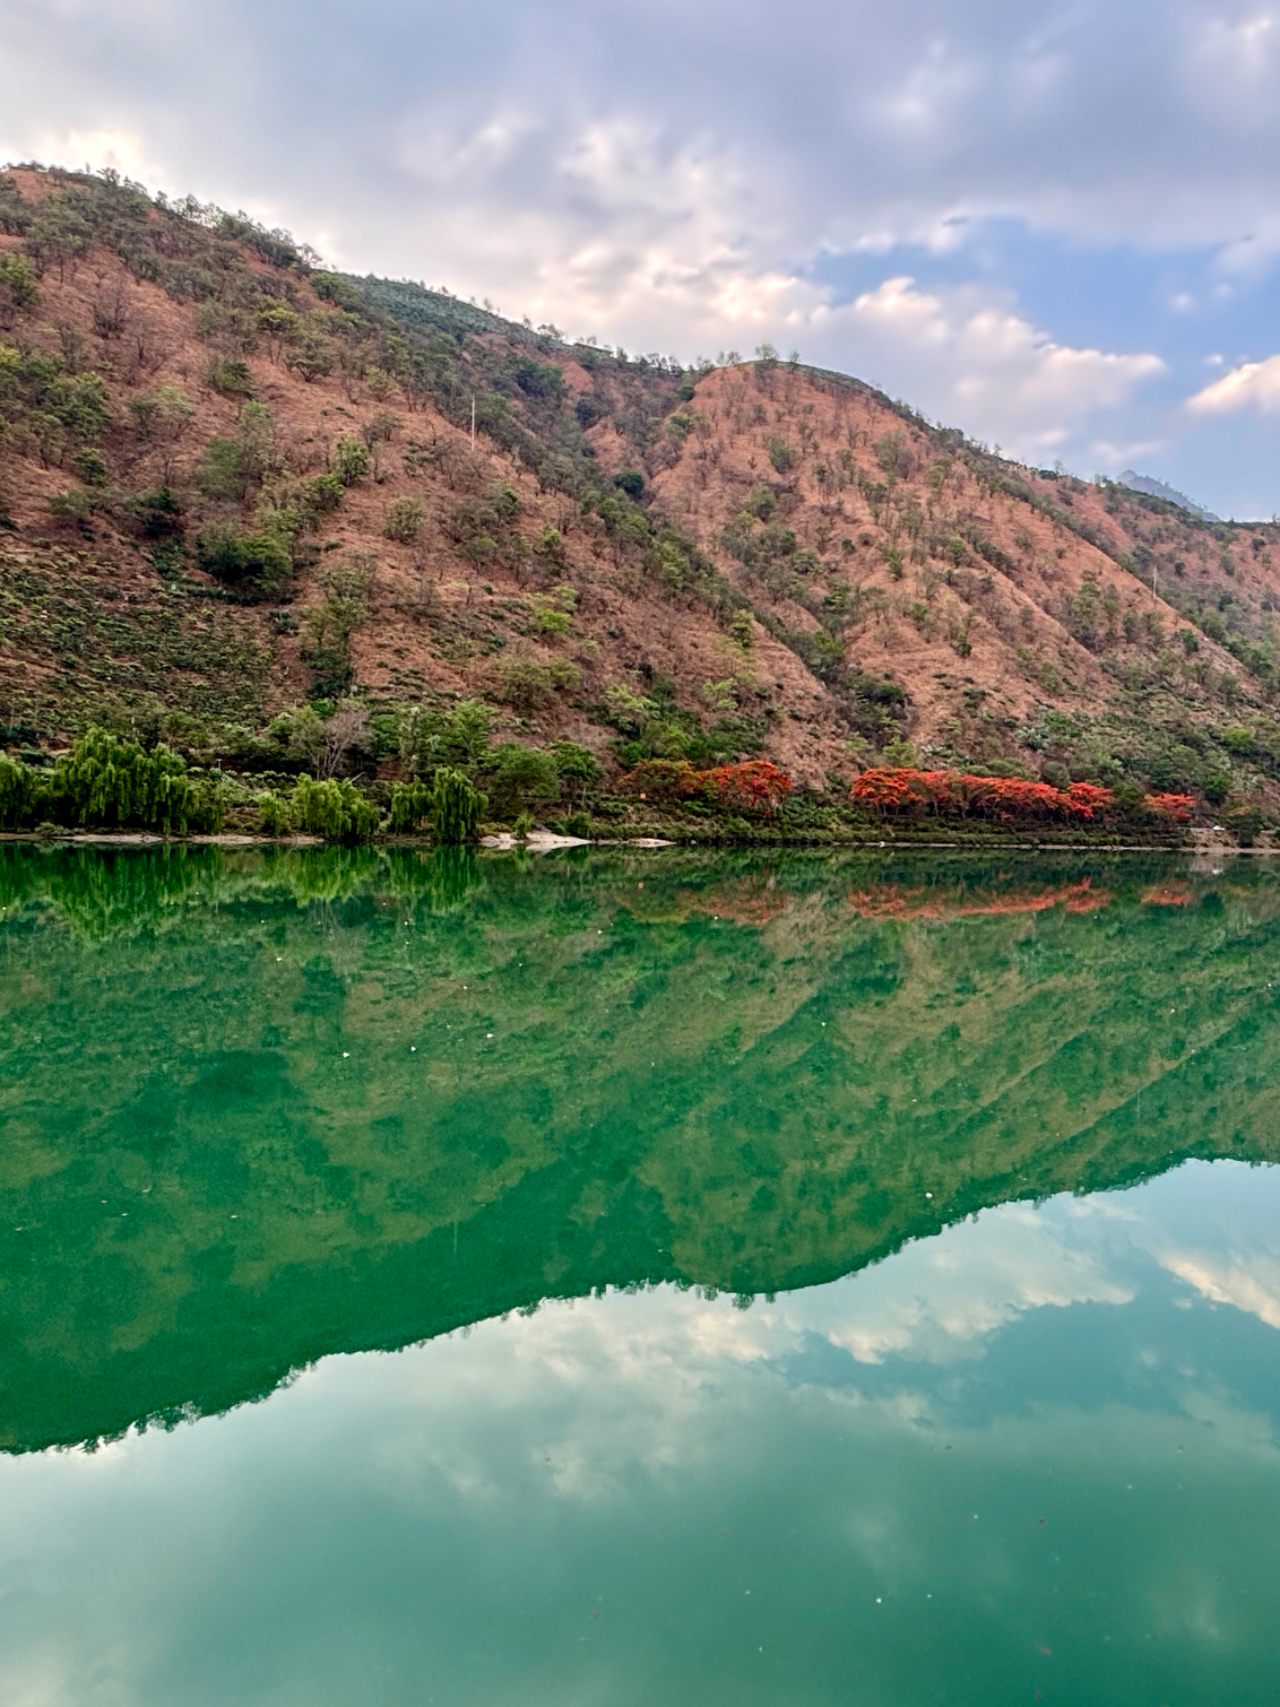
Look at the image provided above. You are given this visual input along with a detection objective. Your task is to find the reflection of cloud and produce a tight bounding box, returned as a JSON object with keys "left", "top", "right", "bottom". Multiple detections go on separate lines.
{"left": 8, "top": 1162, "right": 1280, "bottom": 1707}
{"left": 1161, "top": 1253, "right": 1280, "bottom": 1330}
{"left": 794, "top": 1205, "right": 1133, "bottom": 1365}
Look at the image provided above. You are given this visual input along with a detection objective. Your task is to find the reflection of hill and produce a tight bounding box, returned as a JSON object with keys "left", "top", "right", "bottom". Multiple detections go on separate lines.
{"left": 2, "top": 845, "right": 1280, "bottom": 1453}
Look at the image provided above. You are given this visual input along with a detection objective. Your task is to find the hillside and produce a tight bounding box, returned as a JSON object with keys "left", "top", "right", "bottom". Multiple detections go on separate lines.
{"left": 4, "top": 164, "right": 1280, "bottom": 832}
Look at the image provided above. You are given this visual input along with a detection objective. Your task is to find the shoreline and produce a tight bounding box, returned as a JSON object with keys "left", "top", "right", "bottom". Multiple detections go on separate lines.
{"left": 0, "top": 829, "right": 1258, "bottom": 854}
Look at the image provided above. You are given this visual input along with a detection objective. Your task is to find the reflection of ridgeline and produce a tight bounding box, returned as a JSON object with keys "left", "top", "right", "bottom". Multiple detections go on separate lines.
{"left": 2, "top": 846, "right": 1280, "bottom": 1452}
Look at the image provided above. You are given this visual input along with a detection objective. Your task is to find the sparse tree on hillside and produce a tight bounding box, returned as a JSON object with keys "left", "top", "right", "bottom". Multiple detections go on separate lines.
{"left": 384, "top": 495, "right": 425, "bottom": 544}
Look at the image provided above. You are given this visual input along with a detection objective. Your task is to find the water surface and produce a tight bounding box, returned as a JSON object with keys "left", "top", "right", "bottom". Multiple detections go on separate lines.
{"left": 2, "top": 845, "right": 1279, "bottom": 1703}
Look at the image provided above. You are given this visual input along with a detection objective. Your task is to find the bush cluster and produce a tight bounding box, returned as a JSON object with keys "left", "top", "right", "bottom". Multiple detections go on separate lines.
{"left": 0, "top": 728, "right": 222, "bottom": 834}
{"left": 622, "top": 758, "right": 793, "bottom": 816}
{"left": 850, "top": 767, "right": 1194, "bottom": 824}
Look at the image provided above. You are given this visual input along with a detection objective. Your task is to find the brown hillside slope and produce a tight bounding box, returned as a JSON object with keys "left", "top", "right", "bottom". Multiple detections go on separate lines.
{"left": 629, "top": 362, "right": 1280, "bottom": 787}
{"left": 4, "top": 164, "right": 1280, "bottom": 815}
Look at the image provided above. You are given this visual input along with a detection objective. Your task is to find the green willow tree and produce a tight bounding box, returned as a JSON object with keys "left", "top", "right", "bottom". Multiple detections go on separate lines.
{"left": 431, "top": 767, "right": 487, "bottom": 843}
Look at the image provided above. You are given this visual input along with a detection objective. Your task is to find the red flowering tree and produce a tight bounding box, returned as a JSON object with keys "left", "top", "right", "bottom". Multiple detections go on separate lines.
{"left": 1144, "top": 792, "right": 1195, "bottom": 822}
{"left": 850, "top": 768, "right": 936, "bottom": 812}
{"left": 623, "top": 760, "right": 701, "bottom": 803}
{"left": 1065, "top": 782, "right": 1114, "bottom": 819}
{"left": 852, "top": 767, "right": 1119, "bottom": 823}
{"left": 702, "top": 760, "right": 794, "bottom": 816}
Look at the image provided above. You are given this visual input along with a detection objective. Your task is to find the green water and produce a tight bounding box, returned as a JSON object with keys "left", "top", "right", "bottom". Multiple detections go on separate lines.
{"left": 2, "top": 845, "right": 1280, "bottom": 1703}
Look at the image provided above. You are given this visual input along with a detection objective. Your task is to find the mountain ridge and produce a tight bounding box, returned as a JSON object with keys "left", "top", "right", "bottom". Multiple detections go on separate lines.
{"left": 1118, "top": 469, "right": 1218, "bottom": 522}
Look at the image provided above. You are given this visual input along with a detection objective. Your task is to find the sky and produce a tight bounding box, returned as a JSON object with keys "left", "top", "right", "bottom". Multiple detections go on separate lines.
{"left": 5, "top": 1, "right": 1280, "bottom": 516}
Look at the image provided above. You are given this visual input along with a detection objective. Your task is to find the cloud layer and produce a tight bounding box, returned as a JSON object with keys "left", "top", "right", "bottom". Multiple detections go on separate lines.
{"left": 4, "top": 0, "right": 1280, "bottom": 502}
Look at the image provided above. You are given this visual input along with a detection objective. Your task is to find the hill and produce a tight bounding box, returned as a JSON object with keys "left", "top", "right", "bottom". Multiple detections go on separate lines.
{"left": 4, "top": 164, "right": 1280, "bottom": 833}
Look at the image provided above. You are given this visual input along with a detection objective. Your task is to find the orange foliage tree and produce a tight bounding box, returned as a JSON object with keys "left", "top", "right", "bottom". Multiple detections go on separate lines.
{"left": 851, "top": 767, "right": 1198, "bottom": 824}
{"left": 1144, "top": 792, "right": 1195, "bottom": 822}
{"left": 622, "top": 758, "right": 794, "bottom": 816}
{"left": 703, "top": 760, "right": 793, "bottom": 816}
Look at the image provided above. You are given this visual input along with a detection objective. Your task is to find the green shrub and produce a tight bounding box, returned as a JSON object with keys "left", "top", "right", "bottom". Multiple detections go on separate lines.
{"left": 400, "top": 699, "right": 495, "bottom": 772}
{"left": 72, "top": 446, "right": 109, "bottom": 486}
{"left": 304, "top": 472, "right": 345, "bottom": 517}
{"left": 285, "top": 332, "right": 334, "bottom": 383}
{"left": 384, "top": 495, "right": 426, "bottom": 543}
{"left": 302, "top": 557, "right": 371, "bottom": 695}
{"left": 0, "top": 753, "right": 35, "bottom": 827}
{"left": 290, "top": 777, "right": 380, "bottom": 841}
{"left": 388, "top": 779, "right": 432, "bottom": 832}
{"left": 1220, "top": 725, "right": 1255, "bottom": 756}
{"left": 332, "top": 436, "right": 370, "bottom": 486}
{"left": 207, "top": 357, "right": 255, "bottom": 397}
{"left": 130, "top": 485, "right": 183, "bottom": 539}
{"left": 529, "top": 585, "right": 576, "bottom": 635}
{"left": 196, "top": 528, "right": 293, "bottom": 600}
{"left": 1225, "top": 804, "right": 1264, "bottom": 847}
{"left": 550, "top": 740, "right": 601, "bottom": 803}
{"left": 309, "top": 272, "right": 363, "bottom": 309}
{"left": 535, "top": 524, "right": 567, "bottom": 567}
{"left": 129, "top": 385, "right": 196, "bottom": 446}
{"left": 485, "top": 743, "right": 560, "bottom": 815}
{"left": 729, "top": 610, "right": 755, "bottom": 650}
{"left": 256, "top": 792, "right": 292, "bottom": 837}
{"left": 497, "top": 657, "right": 580, "bottom": 711}
{"left": 48, "top": 486, "right": 97, "bottom": 524}
{"left": 431, "top": 767, "right": 487, "bottom": 843}
{"left": 0, "top": 252, "right": 39, "bottom": 316}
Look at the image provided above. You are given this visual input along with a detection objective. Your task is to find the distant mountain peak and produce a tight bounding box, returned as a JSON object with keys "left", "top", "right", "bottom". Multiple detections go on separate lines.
{"left": 1118, "top": 470, "right": 1219, "bottom": 521}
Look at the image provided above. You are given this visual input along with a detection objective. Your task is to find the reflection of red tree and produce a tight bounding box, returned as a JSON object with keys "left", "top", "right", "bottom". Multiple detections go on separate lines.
{"left": 848, "top": 878, "right": 1111, "bottom": 919}
{"left": 851, "top": 768, "right": 1194, "bottom": 824}
{"left": 684, "top": 879, "right": 791, "bottom": 926}
{"left": 1141, "top": 884, "right": 1193, "bottom": 906}
{"left": 626, "top": 877, "right": 791, "bottom": 927}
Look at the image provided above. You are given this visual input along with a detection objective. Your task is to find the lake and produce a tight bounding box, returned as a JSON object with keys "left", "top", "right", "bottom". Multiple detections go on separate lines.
{"left": 2, "top": 843, "right": 1279, "bottom": 1704}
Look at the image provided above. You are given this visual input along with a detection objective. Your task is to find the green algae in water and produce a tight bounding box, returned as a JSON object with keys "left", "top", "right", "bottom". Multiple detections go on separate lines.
{"left": 1, "top": 845, "right": 1280, "bottom": 1702}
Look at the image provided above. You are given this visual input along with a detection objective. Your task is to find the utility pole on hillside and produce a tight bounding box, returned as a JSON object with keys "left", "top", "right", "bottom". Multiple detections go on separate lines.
{"left": 470, "top": 395, "right": 476, "bottom": 449}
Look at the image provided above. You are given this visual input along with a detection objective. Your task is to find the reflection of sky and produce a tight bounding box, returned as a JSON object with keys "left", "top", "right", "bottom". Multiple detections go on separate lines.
{"left": 4, "top": 1160, "right": 1280, "bottom": 1705}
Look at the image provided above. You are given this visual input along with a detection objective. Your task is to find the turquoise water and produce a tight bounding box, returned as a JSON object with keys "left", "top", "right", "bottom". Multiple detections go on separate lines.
{"left": 2, "top": 845, "right": 1279, "bottom": 1702}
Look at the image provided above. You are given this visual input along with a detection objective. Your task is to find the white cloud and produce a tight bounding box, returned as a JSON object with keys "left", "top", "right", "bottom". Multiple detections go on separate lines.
{"left": 1090, "top": 438, "right": 1166, "bottom": 468}
{"left": 1188, "top": 354, "right": 1280, "bottom": 413}
{"left": 815, "top": 277, "right": 1165, "bottom": 455}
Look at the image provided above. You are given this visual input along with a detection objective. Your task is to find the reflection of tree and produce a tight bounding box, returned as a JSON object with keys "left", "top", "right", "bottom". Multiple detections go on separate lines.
{"left": 3, "top": 845, "right": 1280, "bottom": 1452}
{"left": 387, "top": 847, "right": 485, "bottom": 913}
